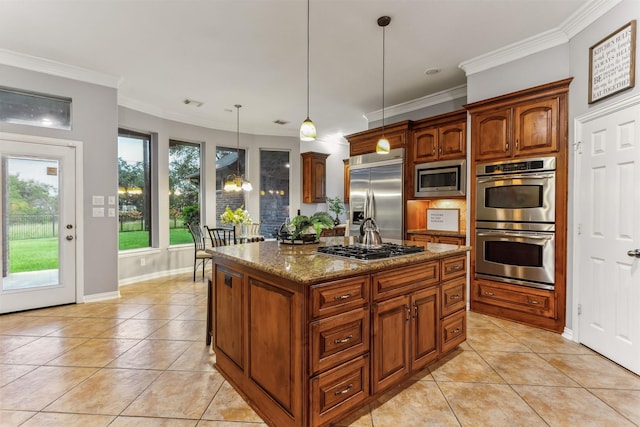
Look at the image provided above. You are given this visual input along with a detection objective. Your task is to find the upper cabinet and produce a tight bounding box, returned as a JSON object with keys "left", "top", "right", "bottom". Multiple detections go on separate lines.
{"left": 411, "top": 111, "right": 467, "bottom": 163}
{"left": 466, "top": 79, "right": 571, "bottom": 162}
{"left": 343, "top": 159, "right": 350, "bottom": 204}
{"left": 302, "top": 152, "right": 329, "bottom": 203}
{"left": 345, "top": 121, "right": 411, "bottom": 157}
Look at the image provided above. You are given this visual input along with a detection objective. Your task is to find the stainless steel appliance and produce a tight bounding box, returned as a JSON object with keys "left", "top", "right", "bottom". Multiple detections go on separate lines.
{"left": 476, "top": 157, "right": 555, "bottom": 223}
{"left": 414, "top": 158, "right": 466, "bottom": 198}
{"left": 316, "top": 243, "right": 424, "bottom": 261}
{"left": 349, "top": 148, "right": 403, "bottom": 240}
{"left": 474, "top": 156, "right": 557, "bottom": 290}
{"left": 475, "top": 222, "right": 555, "bottom": 290}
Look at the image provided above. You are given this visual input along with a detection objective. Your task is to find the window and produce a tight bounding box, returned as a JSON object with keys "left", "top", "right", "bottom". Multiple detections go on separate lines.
{"left": 118, "top": 129, "right": 152, "bottom": 250}
{"left": 0, "top": 86, "right": 71, "bottom": 130}
{"left": 169, "top": 140, "right": 201, "bottom": 245}
{"left": 216, "top": 146, "right": 246, "bottom": 224}
{"left": 259, "top": 150, "right": 290, "bottom": 237}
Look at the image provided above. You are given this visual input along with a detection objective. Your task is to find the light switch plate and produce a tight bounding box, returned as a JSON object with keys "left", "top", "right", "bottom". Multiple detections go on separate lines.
{"left": 92, "top": 195, "right": 104, "bottom": 205}
{"left": 93, "top": 207, "right": 104, "bottom": 217}
{"left": 108, "top": 196, "right": 116, "bottom": 205}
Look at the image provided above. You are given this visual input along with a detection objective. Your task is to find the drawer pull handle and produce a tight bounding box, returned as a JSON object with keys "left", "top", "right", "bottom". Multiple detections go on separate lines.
{"left": 334, "top": 383, "right": 353, "bottom": 396}
{"left": 527, "top": 299, "right": 542, "bottom": 305}
{"left": 452, "top": 328, "right": 461, "bottom": 334}
{"left": 483, "top": 291, "right": 495, "bottom": 296}
{"left": 334, "top": 335, "right": 353, "bottom": 344}
{"left": 450, "top": 294, "right": 461, "bottom": 300}
{"left": 334, "top": 293, "right": 352, "bottom": 300}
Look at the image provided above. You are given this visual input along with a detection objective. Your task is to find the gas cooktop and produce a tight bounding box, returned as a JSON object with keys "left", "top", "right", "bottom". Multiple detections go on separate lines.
{"left": 316, "top": 243, "right": 425, "bottom": 261}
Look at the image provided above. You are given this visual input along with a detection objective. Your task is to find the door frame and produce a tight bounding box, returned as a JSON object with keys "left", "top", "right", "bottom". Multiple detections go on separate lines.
{"left": 571, "top": 93, "right": 640, "bottom": 343}
{"left": 0, "top": 131, "right": 84, "bottom": 304}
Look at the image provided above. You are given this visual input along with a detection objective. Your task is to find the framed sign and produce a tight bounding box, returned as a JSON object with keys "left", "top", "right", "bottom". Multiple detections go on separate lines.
{"left": 426, "top": 208, "right": 459, "bottom": 232}
{"left": 589, "top": 20, "right": 636, "bottom": 104}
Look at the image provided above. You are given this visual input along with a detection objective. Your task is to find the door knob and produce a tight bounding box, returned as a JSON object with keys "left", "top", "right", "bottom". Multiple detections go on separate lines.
{"left": 627, "top": 249, "right": 640, "bottom": 258}
{"left": 66, "top": 235, "right": 74, "bottom": 241}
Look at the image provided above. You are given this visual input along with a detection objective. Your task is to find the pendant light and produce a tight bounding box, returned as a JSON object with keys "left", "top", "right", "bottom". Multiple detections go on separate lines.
{"left": 376, "top": 16, "right": 391, "bottom": 154}
{"left": 223, "top": 104, "right": 253, "bottom": 192}
{"left": 299, "top": 0, "right": 317, "bottom": 141}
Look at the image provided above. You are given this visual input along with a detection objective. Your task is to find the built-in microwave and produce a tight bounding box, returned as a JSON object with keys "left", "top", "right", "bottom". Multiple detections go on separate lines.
{"left": 414, "top": 159, "right": 466, "bottom": 198}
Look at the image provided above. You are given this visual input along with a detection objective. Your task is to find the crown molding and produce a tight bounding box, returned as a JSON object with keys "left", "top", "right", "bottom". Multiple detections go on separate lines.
{"left": 0, "top": 49, "right": 121, "bottom": 88}
{"left": 118, "top": 95, "right": 299, "bottom": 138}
{"left": 459, "top": 0, "right": 623, "bottom": 76}
{"left": 365, "top": 84, "right": 467, "bottom": 123}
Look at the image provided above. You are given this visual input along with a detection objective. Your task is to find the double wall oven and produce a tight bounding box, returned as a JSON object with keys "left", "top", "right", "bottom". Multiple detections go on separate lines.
{"left": 475, "top": 157, "right": 556, "bottom": 290}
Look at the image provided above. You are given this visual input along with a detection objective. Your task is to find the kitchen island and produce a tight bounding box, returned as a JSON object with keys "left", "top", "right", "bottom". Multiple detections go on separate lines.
{"left": 208, "top": 237, "right": 469, "bottom": 427}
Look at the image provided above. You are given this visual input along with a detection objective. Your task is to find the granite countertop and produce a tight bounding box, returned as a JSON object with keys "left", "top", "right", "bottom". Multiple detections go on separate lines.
{"left": 406, "top": 229, "right": 466, "bottom": 238}
{"left": 208, "top": 236, "right": 469, "bottom": 285}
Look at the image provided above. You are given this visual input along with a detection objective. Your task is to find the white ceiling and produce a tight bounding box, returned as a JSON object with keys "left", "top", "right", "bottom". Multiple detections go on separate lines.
{"left": 0, "top": 0, "right": 599, "bottom": 141}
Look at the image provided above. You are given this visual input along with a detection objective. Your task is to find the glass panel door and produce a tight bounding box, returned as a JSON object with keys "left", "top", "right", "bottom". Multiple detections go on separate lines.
{"left": 1, "top": 138, "right": 76, "bottom": 313}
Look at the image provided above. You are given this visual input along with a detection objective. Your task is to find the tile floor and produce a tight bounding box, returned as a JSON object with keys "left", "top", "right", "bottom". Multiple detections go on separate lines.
{"left": 1, "top": 272, "right": 639, "bottom": 427}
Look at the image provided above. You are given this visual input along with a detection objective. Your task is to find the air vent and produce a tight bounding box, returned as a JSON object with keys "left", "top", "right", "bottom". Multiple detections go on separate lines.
{"left": 273, "top": 119, "right": 289, "bottom": 125}
{"left": 183, "top": 99, "right": 204, "bottom": 107}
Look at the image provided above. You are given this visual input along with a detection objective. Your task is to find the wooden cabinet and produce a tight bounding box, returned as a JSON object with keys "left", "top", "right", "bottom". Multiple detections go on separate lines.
{"left": 466, "top": 78, "right": 571, "bottom": 332}
{"left": 302, "top": 152, "right": 329, "bottom": 203}
{"left": 213, "top": 252, "right": 468, "bottom": 427}
{"left": 343, "top": 159, "right": 350, "bottom": 204}
{"left": 345, "top": 121, "right": 410, "bottom": 157}
{"left": 467, "top": 79, "right": 570, "bottom": 162}
{"left": 408, "top": 233, "right": 465, "bottom": 246}
{"left": 412, "top": 115, "right": 466, "bottom": 163}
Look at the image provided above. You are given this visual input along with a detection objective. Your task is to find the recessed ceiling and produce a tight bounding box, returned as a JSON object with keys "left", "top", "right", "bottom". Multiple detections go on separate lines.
{"left": 0, "top": 0, "right": 593, "bottom": 140}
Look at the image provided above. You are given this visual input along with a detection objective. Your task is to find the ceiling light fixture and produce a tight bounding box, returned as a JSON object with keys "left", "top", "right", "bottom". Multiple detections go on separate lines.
{"left": 376, "top": 16, "right": 391, "bottom": 155}
{"left": 223, "top": 104, "right": 253, "bottom": 192}
{"left": 300, "top": 0, "right": 316, "bottom": 141}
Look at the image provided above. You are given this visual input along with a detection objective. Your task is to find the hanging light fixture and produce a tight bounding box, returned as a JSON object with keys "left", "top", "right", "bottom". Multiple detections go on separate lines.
{"left": 376, "top": 16, "right": 391, "bottom": 154}
{"left": 300, "top": 0, "right": 317, "bottom": 141}
{"left": 223, "top": 104, "right": 253, "bottom": 192}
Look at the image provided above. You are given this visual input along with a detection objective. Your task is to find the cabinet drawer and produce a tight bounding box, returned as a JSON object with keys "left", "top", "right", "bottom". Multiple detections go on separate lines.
{"left": 312, "top": 276, "right": 369, "bottom": 319}
{"left": 441, "top": 254, "right": 466, "bottom": 281}
{"left": 441, "top": 310, "right": 466, "bottom": 353}
{"left": 311, "top": 354, "right": 370, "bottom": 427}
{"left": 440, "top": 277, "right": 466, "bottom": 318}
{"left": 310, "top": 307, "right": 369, "bottom": 375}
{"left": 372, "top": 262, "right": 439, "bottom": 301}
{"left": 475, "top": 281, "right": 554, "bottom": 318}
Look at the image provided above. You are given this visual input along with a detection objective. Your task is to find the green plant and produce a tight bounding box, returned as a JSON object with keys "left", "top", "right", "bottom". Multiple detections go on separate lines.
{"left": 181, "top": 204, "right": 200, "bottom": 225}
{"left": 288, "top": 212, "right": 334, "bottom": 239}
{"left": 327, "top": 197, "right": 345, "bottom": 221}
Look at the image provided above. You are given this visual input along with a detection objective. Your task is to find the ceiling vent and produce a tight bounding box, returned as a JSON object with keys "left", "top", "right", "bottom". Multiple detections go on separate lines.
{"left": 273, "top": 119, "right": 289, "bottom": 125}
{"left": 183, "top": 99, "right": 204, "bottom": 107}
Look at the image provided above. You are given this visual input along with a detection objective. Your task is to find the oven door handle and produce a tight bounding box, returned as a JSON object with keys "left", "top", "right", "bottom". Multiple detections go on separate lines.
{"left": 477, "top": 230, "right": 553, "bottom": 240}
{"left": 476, "top": 172, "right": 555, "bottom": 184}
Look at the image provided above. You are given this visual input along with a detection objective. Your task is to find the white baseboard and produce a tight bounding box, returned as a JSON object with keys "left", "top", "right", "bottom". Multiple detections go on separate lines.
{"left": 561, "top": 327, "right": 574, "bottom": 341}
{"left": 118, "top": 267, "right": 192, "bottom": 287}
{"left": 82, "top": 290, "right": 121, "bottom": 303}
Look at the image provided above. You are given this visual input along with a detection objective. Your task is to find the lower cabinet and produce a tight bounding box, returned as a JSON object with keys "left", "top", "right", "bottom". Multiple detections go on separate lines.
{"left": 213, "top": 253, "right": 467, "bottom": 427}
{"left": 408, "top": 233, "right": 465, "bottom": 246}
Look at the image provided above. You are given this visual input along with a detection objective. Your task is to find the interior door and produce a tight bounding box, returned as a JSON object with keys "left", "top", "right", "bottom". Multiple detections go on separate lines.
{"left": 575, "top": 96, "right": 640, "bottom": 375}
{"left": 0, "top": 138, "right": 77, "bottom": 313}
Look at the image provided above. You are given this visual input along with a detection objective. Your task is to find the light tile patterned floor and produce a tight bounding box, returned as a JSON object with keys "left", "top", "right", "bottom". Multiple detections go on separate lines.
{"left": 1, "top": 272, "right": 639, "bottom": 426}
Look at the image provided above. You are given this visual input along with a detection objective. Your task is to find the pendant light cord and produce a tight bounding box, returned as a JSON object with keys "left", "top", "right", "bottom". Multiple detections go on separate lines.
{"left": 381, "top": 23, "right": 385, "bottom": 133}
{"left": 306, "top": 0, "right": 310, "bottom": 119}
{"left": 235, "top": 104, "right": 241, "bottom": 178}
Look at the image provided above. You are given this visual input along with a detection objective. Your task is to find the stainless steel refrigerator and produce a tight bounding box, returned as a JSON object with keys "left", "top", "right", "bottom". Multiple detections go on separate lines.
{"left": 349, "top": 148, "right": 404, "bottom": 240}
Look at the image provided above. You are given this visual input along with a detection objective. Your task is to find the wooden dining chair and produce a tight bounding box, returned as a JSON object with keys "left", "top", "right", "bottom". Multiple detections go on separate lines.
{"left": 186, "top": 223, "right": 212, "bottom": 281}
{"left": 204, "top": 226, "right": 236, "bottom": 247}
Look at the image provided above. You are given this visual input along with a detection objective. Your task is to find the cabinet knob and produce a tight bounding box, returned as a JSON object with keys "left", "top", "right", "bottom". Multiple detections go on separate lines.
{"left": 483, "top": 291, "right": 495, "bottom": 296}
{"left": 527, "top": 299, "right": 542, "bottom": 305}
{"left": 505, "top": 142, "right": 509, "bottom": 152}
{"left": 450, "top": 294, "right": 461, "bottom": 300}
{"left": 334, "top": 335, "right": 353, "bottom": 344}
{"left": 452, "top": 328, "right": 461, "bottom": 334}
{"left": 334, "top": 293, "right": 352, "bottom": 300}
{"left": 334, "top": 383, "right": 353, "bottom": 396}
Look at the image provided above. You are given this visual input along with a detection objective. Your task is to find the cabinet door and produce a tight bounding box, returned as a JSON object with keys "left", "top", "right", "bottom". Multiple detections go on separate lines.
{"left": 411, "top": 287, "right": 439, "bottom": 371}
{"left": 215, "top": 266, "right": 244, "bottom": 369}
{"left": 371, "top": 295, "right": 410, "bottom": 393}
{"left": 302, "top": 152, "right": 329, "bottom": 203}
{"left": 413, "top": 128, "right": 438, "bottom": 162}
{"left": 435, "top": 236, "right": 465, "bottom": 246}
{"left": 343, "top": 159, "right": 350, "bottom": 204}
{"left": 438, "top": 121, "right": 466, "bottom": 160}
{"left": 513, "top": 97, "right": 559, "bottom": 157}
{"left": 409, "top": 233, "right": 435, "bottom": 243}
{"left": 472, "top": 108, "right": 512, "bottom": 161}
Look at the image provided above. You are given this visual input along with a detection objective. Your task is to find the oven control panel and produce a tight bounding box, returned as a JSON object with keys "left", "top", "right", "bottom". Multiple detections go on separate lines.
{"left": 477, "top": 156, "right": 556, "bottom": 176}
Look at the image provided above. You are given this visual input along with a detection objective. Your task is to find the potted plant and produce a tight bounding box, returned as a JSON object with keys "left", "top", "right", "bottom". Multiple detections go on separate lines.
{"left": 327, "top": 197, "right": 345, "bottom": 226}
{"left": 285, "top": 212, "right": 334, "bottom": 241}
{"left": 220, "top": 205, "right": 252, "bottom": 235}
